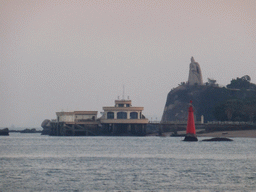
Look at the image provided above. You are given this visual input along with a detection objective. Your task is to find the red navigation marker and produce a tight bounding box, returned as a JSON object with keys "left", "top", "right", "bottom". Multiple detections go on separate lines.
{"left": 183, "top": 100, "right": 198, "bottom": 141}
{"left": 186, "top": 100, "right": 196, "bottom": 135}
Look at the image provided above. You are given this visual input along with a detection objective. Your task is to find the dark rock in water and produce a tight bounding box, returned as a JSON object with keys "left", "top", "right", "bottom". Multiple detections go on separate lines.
{"left": 41, "top": 119, "right": 51, "bottom": 128}
{"left": 0, "top": 128, "right": 9, "bottom": 136}
{"left": 202, "top": 137, "right": 233, "bottom": 142}
{"left": 41, "top": 119, "right": 51, "bottom": 135}
{"left": 183, "top": 135, "right": 198, "bottom": 142}
{"left": 20, "top": 128, "right": 37, "bottom": 133}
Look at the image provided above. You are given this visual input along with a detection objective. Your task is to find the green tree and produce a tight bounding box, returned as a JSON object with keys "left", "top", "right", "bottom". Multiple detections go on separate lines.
{"left": 214, "top": 98, "right": 256, "bottom": 122}
{"left": 227, "top": 75, "right": 256, "bottom": 90}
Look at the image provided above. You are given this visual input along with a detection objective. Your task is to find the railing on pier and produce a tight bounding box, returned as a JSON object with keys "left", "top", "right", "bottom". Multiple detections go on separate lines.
{"left": 149, "top": 121, "right": 161, "bottom": 124}
{"left": 207, "top": 121, "right": 255, "bottom": 125}
{"left": 149, "top": 121, "right": 203, "bottom": 125}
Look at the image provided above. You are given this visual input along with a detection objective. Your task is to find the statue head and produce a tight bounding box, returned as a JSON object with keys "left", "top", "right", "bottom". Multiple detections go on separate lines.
{"left": 191, "top": 57, "right": 195, "bottom": 63}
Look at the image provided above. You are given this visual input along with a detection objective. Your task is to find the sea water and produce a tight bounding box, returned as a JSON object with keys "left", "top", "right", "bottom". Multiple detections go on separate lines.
{"left": 0, "top": 133, "right": 256, "bottom": 191}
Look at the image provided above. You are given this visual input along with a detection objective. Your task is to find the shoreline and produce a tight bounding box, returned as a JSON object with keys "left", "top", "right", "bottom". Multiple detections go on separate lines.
{"left": 197, "top": 130, "right": 256, "bottom": 138}
{"left": 155, "top": 130, "right": 256, "bottom": 138}
{"left": 6, "top": 129, "right": 256, "bottom": 138}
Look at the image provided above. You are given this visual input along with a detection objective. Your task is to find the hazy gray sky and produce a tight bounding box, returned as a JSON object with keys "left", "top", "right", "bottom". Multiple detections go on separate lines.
{"left": 1, "top": 0, "right": 255, "bottom": 128}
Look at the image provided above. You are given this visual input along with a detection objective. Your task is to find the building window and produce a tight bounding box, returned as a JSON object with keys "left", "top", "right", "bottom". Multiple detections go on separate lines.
{"left": 117, "top": 112, "right": 127, "bottom": 119}
{"left": 118, "top": 104, "right": 124, "bottom": 107}
{"left": 130, "top": 112, "right": 138, "bottom": 119}
{"left": 107, "top": 112, "right": 114, "bottom": 119}
{"left": 126, "top": 104, "right": 130, "bottom": 107}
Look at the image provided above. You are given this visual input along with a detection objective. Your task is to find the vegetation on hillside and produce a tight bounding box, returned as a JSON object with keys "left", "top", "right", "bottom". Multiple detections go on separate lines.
{"left": 213, "top": 98, "right": 256, "bottom": 122}
{"left": 162, "top": 75, "right": 256, "bottom": 123}
{"left": 213, "top": 76, "right": 256, "bottom": 122}
{"left": 226, "top": 75, "right": 256, "bottom": 90}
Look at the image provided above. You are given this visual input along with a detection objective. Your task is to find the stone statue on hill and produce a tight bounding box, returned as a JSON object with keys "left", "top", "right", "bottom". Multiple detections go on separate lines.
{"left": 188, "top": 57, "right": 203, "bottom": 85}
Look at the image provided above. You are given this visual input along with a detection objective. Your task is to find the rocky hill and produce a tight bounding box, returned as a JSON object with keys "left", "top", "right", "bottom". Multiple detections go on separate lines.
{"left": 162, "top": 57, "right": 256, "bottom": 123}
{"left": 161, "top": 82, "right": 256, "bottom": 123}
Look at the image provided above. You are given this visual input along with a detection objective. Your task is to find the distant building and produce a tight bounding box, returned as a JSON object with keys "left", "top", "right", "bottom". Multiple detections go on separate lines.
{"left": 56, "top": 111, "right": 98, "bottom": 123}
{"left": 100, "top": 99, "right": 149, "bottom": 135}
{"left": 45, "top": 99, "right": 149, "bottom": 136}
{"left": 50, "top": 111, "right": 99, "bottom": 136}
{"left": 207, "top": 78, "right": 217, "bottom": 86}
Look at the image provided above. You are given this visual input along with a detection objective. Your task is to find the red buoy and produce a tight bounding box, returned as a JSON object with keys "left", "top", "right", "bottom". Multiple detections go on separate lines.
{"left": 186, "top": 100, "right": 196, "bottom": 135}
{"left": 183, "top": 100, "right": 198, "bottom": 141}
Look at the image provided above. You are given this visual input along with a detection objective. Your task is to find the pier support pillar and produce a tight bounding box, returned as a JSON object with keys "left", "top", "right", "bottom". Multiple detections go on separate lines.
{"left": 72, "top": 125, "right": 75, "bottom": 136}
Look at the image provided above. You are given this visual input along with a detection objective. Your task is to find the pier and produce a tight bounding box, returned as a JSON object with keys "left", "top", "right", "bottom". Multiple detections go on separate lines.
{"left": 48, "top": 99, "right": 149, "bottom": 136}
{"left": 50, "top": 121, "right": 100, "bottom": 136}
{"left": 48, "top": 120, "right": 256, "bottom": 136}
{"left": 44, "top": 103, "right": 255, "bottom": 137}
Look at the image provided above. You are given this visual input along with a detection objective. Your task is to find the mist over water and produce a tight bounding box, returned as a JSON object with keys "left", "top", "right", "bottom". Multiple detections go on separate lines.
{"left": 1, "top": 133, "right": 256, "bottom": 191}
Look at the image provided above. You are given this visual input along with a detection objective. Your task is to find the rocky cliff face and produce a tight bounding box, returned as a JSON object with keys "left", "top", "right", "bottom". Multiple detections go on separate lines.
{"left": 161, "top": 84, "right": 256, "bottom": 123}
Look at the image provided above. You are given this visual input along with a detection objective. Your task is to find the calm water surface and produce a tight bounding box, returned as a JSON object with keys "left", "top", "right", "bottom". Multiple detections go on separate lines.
{"left": 1, "top": 133, "right": 256, "bottom": 191}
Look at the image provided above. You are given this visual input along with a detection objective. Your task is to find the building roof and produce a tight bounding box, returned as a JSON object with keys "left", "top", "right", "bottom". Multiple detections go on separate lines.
{"left": 56, "top": 111, "right": 98, "bottom": 115}
{"left": 103, "top": 107, "right": 144, "bottom": 111}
